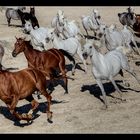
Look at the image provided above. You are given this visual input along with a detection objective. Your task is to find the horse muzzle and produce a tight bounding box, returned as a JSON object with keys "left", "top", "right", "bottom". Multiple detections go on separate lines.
{"left": 82, "top": 53, "right": 88, "bottom": 60}
{"left": 45, "top": 37, "right": 50, "bottom": 43}
{"left": 12, "top": 51, "right": 17, "bottom": 57}
{"left": 23, "top": 28, "right": 30, "bottom": 34}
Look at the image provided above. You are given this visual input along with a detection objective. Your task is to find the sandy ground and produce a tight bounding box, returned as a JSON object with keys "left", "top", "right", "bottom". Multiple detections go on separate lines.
{"left": 0, "top": 6, "right": 140, "bottom": 133}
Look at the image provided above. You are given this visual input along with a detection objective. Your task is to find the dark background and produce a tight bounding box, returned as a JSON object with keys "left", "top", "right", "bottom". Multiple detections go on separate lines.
{"left": 0, "top": 0, "right": 140, "bottom": 6}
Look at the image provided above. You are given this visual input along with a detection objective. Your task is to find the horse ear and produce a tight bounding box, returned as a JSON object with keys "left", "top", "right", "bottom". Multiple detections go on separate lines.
{"left": 15, "top": 36, "right": 18, "bottom": 40}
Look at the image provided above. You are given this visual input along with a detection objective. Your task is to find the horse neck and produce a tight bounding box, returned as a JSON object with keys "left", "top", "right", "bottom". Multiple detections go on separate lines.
{"left": 52, "top": 33, "right": 62, "bottom": 48}
{"left": 91, "top": 46, "right": 104, "bottom": 65}
{"left": 29, "top": 25, "right": 34, "bottom": 32}
{"left": 23, "top": 42, "right": 36, "bottom": 61}
{"left": 17, "top": 9, "right": 23, "bottom": 17}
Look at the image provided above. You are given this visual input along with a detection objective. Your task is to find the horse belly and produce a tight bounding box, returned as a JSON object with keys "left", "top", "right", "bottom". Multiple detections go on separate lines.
{"left": 11, "top": 10, "right": 20, "bottom": 20}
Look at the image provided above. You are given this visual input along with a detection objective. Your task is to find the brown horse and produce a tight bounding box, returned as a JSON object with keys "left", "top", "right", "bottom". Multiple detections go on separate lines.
{"left": 0, "top": 68, "right": 52, "bottom": 123}
{"left": 12, "top": 37, "right": 69, "bottom": 94}
{"left": 133, "top": 14, "right": 140, "bottom": 37}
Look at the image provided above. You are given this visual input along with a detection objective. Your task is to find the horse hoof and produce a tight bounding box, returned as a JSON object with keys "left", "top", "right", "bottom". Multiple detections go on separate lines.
{"left": 124, "top": 82, "right": 130, "bottom": 87}
{"left": 100, "top": 105, "right": 108, "bottom": 110}
{"left": 47, "top": 118, "right": 53, "bottom": 123}
{"left": 64, "top": 92, "right": 68, "bottom": 94}
{"left": 28, "top": 114, "right": 33, "bottom": 119}
{"left": 27, "top": 120, "right": 33, "bottom": 124}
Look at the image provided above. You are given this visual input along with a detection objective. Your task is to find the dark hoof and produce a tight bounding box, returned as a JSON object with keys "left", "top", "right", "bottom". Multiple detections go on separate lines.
{"left": 124, "top": 82, "right": 130, "bottom": 87}
{"left": 47, "top": 118, "right": 53, "bottom": 123}
{"left": 121, "top": 99, "right": 126, "bottom": 103}
{"left": 64, "top": 91, "right": 68, "bottom": 94}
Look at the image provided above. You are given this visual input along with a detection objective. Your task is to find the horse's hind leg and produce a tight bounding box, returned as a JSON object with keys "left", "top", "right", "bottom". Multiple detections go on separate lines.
{"left": 109, "top": 76, "right": 126, "bottom": 102}
{"left": 59, "top": 62, "right": 68, "bottom": 94}
{"left": 131, "top": 38, "right": 140, "bottom": 55}
{"left": 121, "top": 57, "right": 140, "bottom": 84}
{"left": 125, "top": 67, "right": 140, "bottom": 84}
{"left": 7, "top": 18, "right": 11, "bottom": 26}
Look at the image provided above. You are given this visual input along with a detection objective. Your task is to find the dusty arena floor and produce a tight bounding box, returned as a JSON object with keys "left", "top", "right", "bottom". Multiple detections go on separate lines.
{"left": 0, "top": 6, "right": 140, "bottom": 133}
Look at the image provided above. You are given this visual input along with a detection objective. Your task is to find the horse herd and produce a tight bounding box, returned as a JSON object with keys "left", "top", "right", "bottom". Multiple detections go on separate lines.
{"left": 0, "top": 6, "right": 140, "bottom": 126}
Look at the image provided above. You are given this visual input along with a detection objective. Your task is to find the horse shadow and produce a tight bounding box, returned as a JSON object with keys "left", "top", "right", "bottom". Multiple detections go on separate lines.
{"left": 80, "top": 80, "right": 140, "bottom": 104}
{"left": 66, "top": 63, "right": 86, "bottom": 73}
{"left": 0, "top": 99, "right": 65, "bottom": 127}
{"left": 84, "top": 35, "right": 99, "bottom": 40}
{"left": 1, "top": 23, "right": 22, "bottom": 28}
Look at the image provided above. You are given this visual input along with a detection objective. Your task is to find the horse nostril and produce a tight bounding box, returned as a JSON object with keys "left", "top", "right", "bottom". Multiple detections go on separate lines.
{"left": 12, "top": 51, "right": 16, "bottom": 57}
{"left": 98, "top": 16, "right": 101, "bottom": 19}
{"left": 45, "top": 38, "right": 50, "bottom": 43}
{"left": 83, "top": 53, "right": 87, "bottom": 59}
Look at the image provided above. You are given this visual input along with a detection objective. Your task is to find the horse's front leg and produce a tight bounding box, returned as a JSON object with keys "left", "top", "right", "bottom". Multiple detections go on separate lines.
{"left": 41, "top": 91, "right": 53, "bottom": 123}
{"left": 21, "top": 18, "right": 25, "bottom": 27}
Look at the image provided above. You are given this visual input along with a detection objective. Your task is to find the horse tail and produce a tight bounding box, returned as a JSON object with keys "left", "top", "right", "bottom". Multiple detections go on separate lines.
{"left": 134, "top": 32, "right": 140, "bottom": 37}
{"left": 59, "top": 49, "right": 76, "bottom": 66}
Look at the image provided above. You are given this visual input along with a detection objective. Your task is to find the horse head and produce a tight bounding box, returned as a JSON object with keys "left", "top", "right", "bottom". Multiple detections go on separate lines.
{"left": 12, "top": 37, "right": 26, "bottom": 57}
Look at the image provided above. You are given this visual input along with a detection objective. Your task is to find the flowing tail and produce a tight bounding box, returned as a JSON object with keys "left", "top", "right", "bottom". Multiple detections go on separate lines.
{"left": 59, "top": 49, "right": 76, "bottom": 66}
{"left": 59, "top": 49, "right": 76, "bottom": 75}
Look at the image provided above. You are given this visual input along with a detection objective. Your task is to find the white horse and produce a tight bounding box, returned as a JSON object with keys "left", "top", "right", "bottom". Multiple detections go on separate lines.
{"left": 96, "top": 24, "right": 140, "bottom": 56}
{"left": 59, "top": 19, "right": 84, "bottom": 39}
{"left": 46, "top": 30, "right": 87, "bottom": 74}
{"left": 121, "top": 25, "right": 140, "bottom": 55}
{"left": 51, "top": 10, "right": 83, "bottom": 39}
{"left": 23, "top": 21, "right": 52, "bottom": 51}
{"left": 81, "top": 9, "right": 101, "bottom": 36}
{"left": 82, "top": 39, "right": 140, "bottom": 109}
{"left": 51, "top": 10, "right": 65, "bottom": 39}
{"left": 51, "top": 10, "right": 65, "bottom": 27}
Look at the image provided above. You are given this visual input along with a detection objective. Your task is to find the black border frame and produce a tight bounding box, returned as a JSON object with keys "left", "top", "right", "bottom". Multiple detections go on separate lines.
{"left": 0, "top": 0, "right": 140, "bottom": 6}
{"left": 0, "top": 0, "right": 140, "bottom": 138}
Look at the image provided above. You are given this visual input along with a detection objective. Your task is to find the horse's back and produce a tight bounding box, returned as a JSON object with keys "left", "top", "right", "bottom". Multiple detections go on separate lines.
{"left": 5, "top": 8, "right": 20, "bottom": 20}
{"left": 0, "top": 68, "right": 46, "bottom": 96}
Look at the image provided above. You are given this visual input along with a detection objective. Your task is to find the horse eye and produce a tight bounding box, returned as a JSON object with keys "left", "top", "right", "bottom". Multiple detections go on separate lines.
{"left": 89, "top": 46, "right": 92, "bottom": 49}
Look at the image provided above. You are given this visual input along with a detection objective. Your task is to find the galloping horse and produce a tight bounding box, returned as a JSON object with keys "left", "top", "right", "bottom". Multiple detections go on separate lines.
{"left": 118, "top": 7, "right": 136, "bottom": 28}
{"left": 0, "top": 68, "right": 52, "bottom": 123}
{"left": 17, "top": 8, "right": 39, "bottom": 28}
{"left": 5, "top": 6, "right": 39, "bottom": 28}
{"left": 133, "top": 14, "right": 140, "bottom": 37}
{"left": 5, "top": 6, "right": 26, "bottom": 26}
{"left": 12, "top": 37, "right": 72, "bottom": 94}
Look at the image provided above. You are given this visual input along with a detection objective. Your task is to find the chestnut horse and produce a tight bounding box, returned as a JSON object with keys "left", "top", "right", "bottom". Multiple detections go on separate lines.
{"left": 0, "top": 68, "right": 52, "bottom": 123}
{"left": 133, "top": 14, "right": 140, "bottom": 37}
{"left": 12, "top": 37, "right": 69, "bottom": 94}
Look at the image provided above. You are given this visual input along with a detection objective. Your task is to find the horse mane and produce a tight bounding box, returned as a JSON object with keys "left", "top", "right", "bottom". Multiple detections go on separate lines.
{"left": 25, "top": 40, "right": 34, "bottom": 49}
